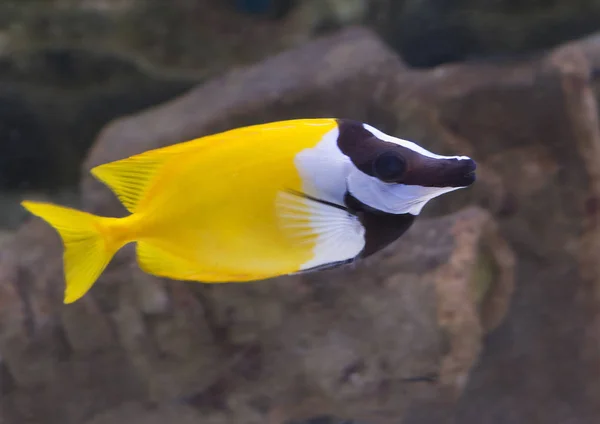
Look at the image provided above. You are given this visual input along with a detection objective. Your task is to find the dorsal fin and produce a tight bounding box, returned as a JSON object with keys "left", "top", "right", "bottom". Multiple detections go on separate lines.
{"left": 90, "top": 142, "right": 192, "bottom": 213}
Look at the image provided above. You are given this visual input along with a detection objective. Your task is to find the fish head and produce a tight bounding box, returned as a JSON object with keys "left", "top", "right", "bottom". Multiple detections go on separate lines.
{"left": 337, "top": 120, "right": 476, "bottom": 215}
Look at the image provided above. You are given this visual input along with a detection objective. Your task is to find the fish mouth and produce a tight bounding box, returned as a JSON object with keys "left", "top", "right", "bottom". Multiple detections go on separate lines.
{"left": 443, "top": 159, "right": 476, "bottom": 187}
{"left": 460, "top": 159, "right": 477, "bottom": 186}
{"left": 462, "top": 170, "right": 476, "bottom": 186}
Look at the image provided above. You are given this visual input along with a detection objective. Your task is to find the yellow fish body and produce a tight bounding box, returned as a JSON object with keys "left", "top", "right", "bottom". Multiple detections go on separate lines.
{"left": 22, "top": 118, "right": 476, "bottom": 304}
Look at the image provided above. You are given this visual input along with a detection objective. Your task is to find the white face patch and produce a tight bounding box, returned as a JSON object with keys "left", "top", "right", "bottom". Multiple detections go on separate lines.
{"left": 294, "top": 126, "right": 352, "bottom": 206}
{"left": 290, "top": 127, "right": 365, "bottom": 270}
{"left": 346, "top": 170, "right": 463, "bottom": 215}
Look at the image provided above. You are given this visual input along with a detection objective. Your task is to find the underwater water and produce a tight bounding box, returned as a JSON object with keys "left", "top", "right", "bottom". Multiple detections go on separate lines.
{"left": 3, "top": 1, "right": 600, "bottom": 424}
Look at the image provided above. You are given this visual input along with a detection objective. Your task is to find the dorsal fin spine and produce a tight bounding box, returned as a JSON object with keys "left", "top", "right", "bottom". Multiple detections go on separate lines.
{"left": 90, "top": 147, "right": 183, "bottom": 214}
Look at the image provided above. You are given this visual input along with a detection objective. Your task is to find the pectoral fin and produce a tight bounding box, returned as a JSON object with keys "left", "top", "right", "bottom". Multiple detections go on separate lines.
{"left": 275, "top": 189, "right": 365, "bottom": 271}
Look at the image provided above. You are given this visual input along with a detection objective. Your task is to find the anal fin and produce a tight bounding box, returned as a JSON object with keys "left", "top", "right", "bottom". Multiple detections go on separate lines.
{"left": 136, "top": 241, "right": 258, "bottom": 282}
{"left": 136, "top": 241, "right": 202, "bottom": 281}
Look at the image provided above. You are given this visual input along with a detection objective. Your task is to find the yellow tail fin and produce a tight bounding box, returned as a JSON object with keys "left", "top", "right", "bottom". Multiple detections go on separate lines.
{"left": 20, "top": 200, "right": 128, "bottom": 304}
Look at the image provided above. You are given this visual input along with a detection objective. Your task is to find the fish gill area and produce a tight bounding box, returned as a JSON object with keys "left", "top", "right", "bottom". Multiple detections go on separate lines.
{"left": 1, "top": 1, "right": 600, "bottom": 424}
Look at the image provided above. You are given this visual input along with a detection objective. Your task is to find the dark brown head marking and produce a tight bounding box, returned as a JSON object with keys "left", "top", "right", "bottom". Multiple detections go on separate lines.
{"left": 335, "top": 119, "right": 476, "bottom": 188}
{"left": 344, "top": 192, "right": 416, "bottom": 257}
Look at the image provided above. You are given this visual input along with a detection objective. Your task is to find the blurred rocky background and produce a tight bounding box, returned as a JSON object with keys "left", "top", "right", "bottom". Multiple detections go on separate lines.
{"left": 4, "top": 0, "right": 600, "bottom": 423}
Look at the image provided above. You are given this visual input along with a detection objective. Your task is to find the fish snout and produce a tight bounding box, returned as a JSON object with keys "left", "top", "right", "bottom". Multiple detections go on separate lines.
{"left": 439, "top": 157, "right": 476, "bottom": 187}
{"left": 460, "top": 158, "right": 477, "bottom": 186}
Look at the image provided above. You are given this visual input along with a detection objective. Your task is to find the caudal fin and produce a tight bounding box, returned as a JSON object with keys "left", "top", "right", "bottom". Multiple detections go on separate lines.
{"left": 21, "top": 200, "right": 126, "bottom": 304}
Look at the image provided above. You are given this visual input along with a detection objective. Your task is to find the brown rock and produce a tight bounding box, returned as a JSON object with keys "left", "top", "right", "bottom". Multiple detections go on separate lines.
{"left": 0, "top": 221, "right": 65, "bottom": 389}
{"left": 393, "top": 36, "right": 600, "bottom": 424}
{"left": 224, "top": 206, "right": 511, "bottom": 424}
{"left": 0, "top": 210, "right": 511, "bottom": 423}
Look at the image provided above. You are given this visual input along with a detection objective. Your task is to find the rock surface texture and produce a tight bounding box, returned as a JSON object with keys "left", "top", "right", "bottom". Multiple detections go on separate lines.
{"left": 0, "top": 205, "right": 512, "bottom": 424}
{"left": 3, "top": 24, "right": 600, "bottom": 424}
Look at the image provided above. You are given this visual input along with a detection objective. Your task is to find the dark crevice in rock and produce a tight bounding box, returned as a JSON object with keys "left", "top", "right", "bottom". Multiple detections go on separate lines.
{"left": 0, "top": 47, "right": 199, "bottom": 193}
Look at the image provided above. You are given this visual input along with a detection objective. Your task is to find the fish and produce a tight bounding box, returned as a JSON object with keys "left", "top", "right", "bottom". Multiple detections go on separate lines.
{"left": 21, "top": 118, "right": 476, "bottom": 304}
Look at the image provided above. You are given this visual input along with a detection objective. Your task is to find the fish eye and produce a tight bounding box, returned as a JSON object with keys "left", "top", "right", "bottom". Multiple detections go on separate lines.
{"left": 372, "top": 151, "right": 406, "bottom": 182}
